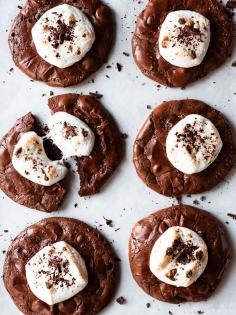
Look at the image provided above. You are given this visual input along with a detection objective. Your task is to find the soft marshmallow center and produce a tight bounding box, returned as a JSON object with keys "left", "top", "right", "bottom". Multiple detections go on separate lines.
{"left": 149, "top": 226, "right": 208, "bottom": 287}
{"left": 25, "top": 241, "right": 88, "bottom": 305}
{"left": 12, "top": 132, "right": 67, "bottom": 186}
{"left": 159, "top": 10, "right": 210, "bottom": 68}
{"left": 32, "top": 4, "right": 95, "bottom": 68}
{"left": 48, "top": 112, "right": 95, "bottom": 158}
{"left": 166, "top": 114, "right": 223, "bottom": 174}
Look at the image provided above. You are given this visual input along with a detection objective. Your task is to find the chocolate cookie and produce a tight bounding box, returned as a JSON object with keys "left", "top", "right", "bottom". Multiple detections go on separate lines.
{"left": 129, "top": 204, "right": 231, "bottom": 303}
{"left": 132, "top": 0, "right": 233, "bottom": 87}
{"left": 4, "top": 217, "right": 118, "bottom": 314}
{"left": 48, "top": 94, "right": 123, "bottom": 196}
{"left": 9, "top": 0, "right": 114, "bottom": 87}
{"left": 0, "top": 95, "right": 122, "bottom": 211}
{"left": 133, "top": 99, "right": 235, "bottom": 196}
{"left": 0, "top": 112, "right": 66, "bottom": 212}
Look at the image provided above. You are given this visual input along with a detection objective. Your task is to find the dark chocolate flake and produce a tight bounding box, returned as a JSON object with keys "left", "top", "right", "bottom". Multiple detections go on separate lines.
{"left": 227, "top": 213, "right": 236, "bottom": 220}
{"left": 116, "top": 296, "right": 126, "bottom": 305}
{"left": 116, "top": 63, "right": 123, "bottom": 72}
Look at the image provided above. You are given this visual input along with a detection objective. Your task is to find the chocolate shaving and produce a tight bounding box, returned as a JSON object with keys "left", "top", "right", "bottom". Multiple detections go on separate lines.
{"left": 227, "top": 213, "right": 236, "bottom": 220}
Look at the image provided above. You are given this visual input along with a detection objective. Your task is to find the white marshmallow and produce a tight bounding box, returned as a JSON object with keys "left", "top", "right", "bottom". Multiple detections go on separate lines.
{"left": 48, "top": 112, "right": 95, "bottom": 158}
{"left": 26, "top": 241, "right": 88, "bottom": 305}
{"left": 12, "top": 132, "right": 67, "bottom": 186}
{"left": 159, "top": 10, "right": 210, "bottom": 68}
{"left": 166, "top": 114, "right": 223, "bottom": 174}
{"left": 32, "top": 4, "right": 95, "bottom": 68}
{"left": 149, "top": 226, "right": 208, "bottom": 287}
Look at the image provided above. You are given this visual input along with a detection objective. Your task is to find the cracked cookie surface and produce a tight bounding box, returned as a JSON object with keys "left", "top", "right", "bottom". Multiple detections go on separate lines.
{"left": 129, "top": 204, "right": 231, "bottom": 303}
{"left": 48, "top": 94, "right": 123, "bottom": 196}
{"left": 4, "top": 217, "right": 118, "bottom": 315}
{"left": 133, "top": 99, "right": 235, "bottom": 197}
{"left": 0, "top": 94, "right": 123, "bottom": 211}
{"left": 9, "top": 0, "right": 114, "bottom": 87}
{"left": 132, "top": 0, "right": 233, "bottom": 87}
{"left": 0, "top": 112, "right": 66, "bottom": 212}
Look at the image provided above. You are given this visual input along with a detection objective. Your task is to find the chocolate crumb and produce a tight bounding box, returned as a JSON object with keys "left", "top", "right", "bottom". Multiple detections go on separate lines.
{"left": 74, "top": 203, "right": 78, "bottom": 208}
{"left": 200, "top": 196, "right": 206, "bottom": 201}
{"left": 2, "top": 250, "right": 6, "bottom": 254}
{"left": 147, "top": 105, "right": 152, "bottom": 109}
{"left": 193, "top": 200, "right": 199, "bottom": 205}
{"left": 121, "top": 133, "right": 128, "bottom": 139}
{"left": 116, "top": 63, "right": 123, "bottom": 72}
{"left": 169, "top": 311, "right": 173, "bottom": 315}
{"left": 103, "top": 217, "right": 113, "bottom": 227}
{"left": 227, "top": 213, "right": 236, "bottom": 220}
{"left": 17, "top": 5, "right": 23, "bottom": 9}
{"left": 116, "top": 296, "right": 126, "bottom": 305}
{"left": 176, "top": 196, "right": 182, "bottom": 204}
{"left": 146, "top": 302, "right": 151, "bottom": 308}
{"left": 4, "top": 230, "right": 8, "bottom": 233}
{"left": 89, "top": 92, "right": 103, "bottom": 99}
{"left": 232, "top": 61, "right": 236, "bottom": 67}
{"left": 49, "top": 91, "right": 54, "bottom": 96}
{"left": 123, "top": 52, "right": 130, "bottom": 57}
{"left": 197, "top": 311, "right": 204, "bottom": 315}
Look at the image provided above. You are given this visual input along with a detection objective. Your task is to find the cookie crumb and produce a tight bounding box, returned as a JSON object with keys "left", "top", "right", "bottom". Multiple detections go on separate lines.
{"left": 103, "top": 217, "right": 113, "bottom": 227}
{"left": 116, "top": 296, "right": 126, "bottom": 304}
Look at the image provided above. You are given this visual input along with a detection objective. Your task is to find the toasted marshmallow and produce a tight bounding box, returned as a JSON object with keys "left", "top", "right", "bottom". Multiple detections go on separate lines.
{"left": 26, "top": 241, "right": 88, "bottom": 305}
{"left": 12, "top": 132, "right": 67, "bottom": 186}
{"left": 48, "top": 112, "right": 95, "bottom": 158}
{"left": 159, "top": 10, "right": 210, "bottom": 68}
{"left": 32, "top": 4, "right": 95, "bottom": 68}
{"left": 166, "top": 114, "right": 222, "bottom": 174}
{"left": 150, "top": 226, "right": 208, "bottom": 287}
